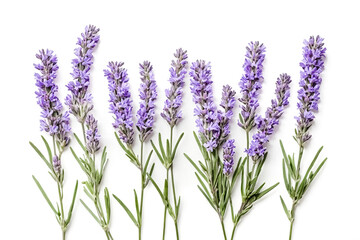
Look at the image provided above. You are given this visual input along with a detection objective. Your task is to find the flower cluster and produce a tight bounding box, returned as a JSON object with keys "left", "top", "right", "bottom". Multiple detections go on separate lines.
{"left": 190, "top": 61, "right": 236, "bottom": 152}
{"left": 218, "top": 85, "right": 236, "bottom": 146}
{"left": 190, "top": 60, "right": 219, "bottom": 152}
{"left": 34, "top": 49, "right": 71, "bottom": 149}
{"left": 104, "top": 61, "right": 134, "bottom": 145}
{"left": 161, "top": 48, "right": 188, "bottom": 127}
{"left": 136, "top": 61, "right": 157, "bottom": 142}
{"left": 65, "top": 25, "right": 100, "bottom": 123}
{"left": 223, "top": 139, "right": 235, "bottom": 175}
{"left": 85, "top": 114, "right": 101, "bottom": 154}
{"left": 247, "top": 73, "right": 292, "bottom": 161}
{"left": 53, "top": 155, "right": 61, "bottom": 175}
{"left": 238, "top": 42, "right": 266, "bottom": 131}
{"left": 295, "top": 36, "right": 326, "bottom": 146}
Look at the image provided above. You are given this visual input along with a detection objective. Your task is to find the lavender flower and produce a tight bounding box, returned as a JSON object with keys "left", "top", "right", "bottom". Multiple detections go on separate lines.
{"left": 65, "top": 25, "right": 100, "bottom": 123}
{"left": 34, "top": 49, "right": 71, "bottom": 149}
{"left": 53, "top": 155, "right": 61, "bottom": 175}
{"left": 223, "top": 139, "right": 235, "bottom": 175}
{"left": 295, "top": 36, "right": 326, "bottom": 146}
{"left": 104, "top": 61, "right": 134, "bottom": 145}
{"left": 190, "top": 60, "right": 220, "bottom": 152}
{"left": 247, "top": 73, "right": 292, "bottom": 161}
{"left": 238, "top": 42, "right": 266, "bottom": 131}
{"left": 218, "top": 85, "right": 236, "bottom": 146}
{"left": 85, "top": 114, "right": 101, "bottom": 154}
{"left": 161, "top": 48, "right": 188, "bottom": 127}
{"left": 136, "top": 61, "right": 157, "bottom": 142}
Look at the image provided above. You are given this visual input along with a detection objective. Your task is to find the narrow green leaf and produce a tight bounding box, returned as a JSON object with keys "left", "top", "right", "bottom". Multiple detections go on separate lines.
{"left": 147, "top": 175, "right": 165, "bottom": 201}
{"left": 41, "top": 136, "right": 53, "bottom": 166}
{"left": 144, "top": 150, "right": 154, "bottom": 173}
{"left": 256, "top": 182, "right": 279, "bottom": 200}
{"left": 32, "top": 176, "right": 59, "bottom": 216}
{"left": 195, "top": 172, "right": 211, "bottom": 199}
{"left": 73, "top": 133, "right": 86, "bottom": 152}
{"left": 171, "top": 132, "right": 184, "bottom": 160}
{"left": 70, "top": 147, "right": 86, "bottom": 173}
{"left": 104, "top": 188, "right": 111, "bottom": 224}
{"left": 66, "top": 180, "right": 79, "bottom": 224}
{"left": 134, "top": 190, "right": 140, "bottom": 222}
{"left": 197, "top": 185, "right": 216, "bottom": 211}
{"left": 30, "top": 141, "right": 52, "bottom": 170}
{"left": 80, "top": 199, "right": 101, "bottom": 225}
{"left": 280, "top": 196, "right": 291, "bottom": 221}
{"left": 113, "top": 194, "right": 138, "bottom": 227}
{"left": 184, "top": 153, "right": 207, "bottom": 180}
{"left": 151, "top": 140, "right": 165, "bottom": 165}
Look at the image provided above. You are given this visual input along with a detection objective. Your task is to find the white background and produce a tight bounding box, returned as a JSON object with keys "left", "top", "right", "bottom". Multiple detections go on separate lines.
{"left": 0, "top": 0, "right": 359, "bottom": 239}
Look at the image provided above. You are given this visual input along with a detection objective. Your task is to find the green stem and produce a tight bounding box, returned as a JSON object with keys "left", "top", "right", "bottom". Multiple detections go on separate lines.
{"left": 220, "top": 218, "right": 227, "bottom": 240}
{"left": 297, "top": 146, "right": 304, "bottom": 173}
{"left": 230, "top": 224, "right": 236, "bottom": 240}
{"left": 174, "top": 221, "right": 179, "bottom": 240}
{"left": 139, "top": 141, "right": 144, "bottom": 240}
{"left": 62, "top": 230, "right": 66, "bottom": 240}
{"left": 289, "top": 201, "right": 297, "bottom": 240}
{"left": 162, "top": 169, "right": 169, "bottom": 240}
{"left": 81, "top": 122, "right": 87, "bottom": 145}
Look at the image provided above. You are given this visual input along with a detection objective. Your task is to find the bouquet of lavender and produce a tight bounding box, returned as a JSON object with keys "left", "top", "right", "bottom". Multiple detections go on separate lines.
{"left": 149, "top": 49, "right": 188, "bottom": 240}
{"left": 105, "top": 61, "right": 157, "bottom": 240}
{"left": 279, "top": 36, "right": 327, "bottom": 240}
{"left": 30, "top": 49, "right": 78, "bottom": 240}
{"left": 66, "top": 25, "right": 113, "bottom": 239}
{"left": 185, "top": 42, "right": 292, "bottom": 240}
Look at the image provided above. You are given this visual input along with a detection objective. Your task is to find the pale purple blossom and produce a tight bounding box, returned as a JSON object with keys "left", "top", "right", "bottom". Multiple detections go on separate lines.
{"left": 223, "top": 139, "right": 235, "bottom": 175}
{"left": 65, "top": 25, "right": 100, "bottom": 123}
{"left": 104, "top": 61, "right": 134, "bottom": 145}
{"left": 34, "top": 49, "right": 71, "bottom": 149}
{"left": 161, "top": 48, "right": 188, "bottom": 127}
{"left": 238, "top": 42, "right": 266, "bottom": 131}
{"left": 85, "top": 114, "right": 101, "bottom": 154}
{"left": 295, "top": 36, "right": 326, "bottom": 146}
{"left": 247, "top": 73, "right": 292, "bottom": 161}
{"left": 136, "top": 61, "right": 157, "bottom": 142}
{"left": 217, "top": 85, "right": 236, "bottom": 146}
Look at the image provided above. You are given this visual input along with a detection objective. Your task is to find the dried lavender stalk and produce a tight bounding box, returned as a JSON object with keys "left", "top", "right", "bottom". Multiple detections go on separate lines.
{"left": 280, "top": 35, "right": 327, "bottom": 240}
{"left": 30, "top": 49, "right": 78, "bottom": 240}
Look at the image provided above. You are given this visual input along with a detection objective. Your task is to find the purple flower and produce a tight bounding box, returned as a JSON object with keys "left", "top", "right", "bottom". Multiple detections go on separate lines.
{"left": 190, "top": 60, "right": 220, "bottom": 152}
{"left": 34, "top": 49, "right": 71, "bottom": 149}
{"left": 53, "top": 155, "right": 61, "bottom": 174}
{"left": 161, "top": 48, "right": 188, "bottom": 127}
{"left": 65, "top": 25, "right": 100, "bottom": 123}
{"left": 217, "top": 85, "right": 236, "bottom": 146}
{"left": 223, "top": 139, "right": 235, "bottom": 175}
{"left": 104, "top": 61, "right": 134, "bottom": 145}
{"left": 85, "top": 114, "right": 101, "bottom": 154}
{"left": 295, "top": 36, "right": 326, "bottom": 146}
{"left": 247, "top": 73, "right": 292, "bottom": 161}
{"left": 136, "top": 61, "right": 157, "bottom": 142}
{"left": 238, "top": 42, "right": 266, "bottom": 131}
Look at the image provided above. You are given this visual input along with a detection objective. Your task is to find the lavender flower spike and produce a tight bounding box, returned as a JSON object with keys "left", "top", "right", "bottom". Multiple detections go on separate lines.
{"left": 136, "top": 61, "right": 157, "bottom": 142}
{"left": 161, "top": 48, "right": 188, "bottom": 127}
{"left": 85, "top": 114, "right": 101, "bottom": 154}
{"left": 190, "top": 60, "right": 219, "bottom": 152}
{"left": 34, "top": 49, "right": 71, "bottom": 150}
{"left": 65, "top": 25, "right": 100, "bottom": 123}
{"left": 223, "top": 139, "right": 235, "bottom": 176}
{"left": 247, "top": 73, "right": 292, "bottom": 161}
{"left": 104, "top": 61, "right": 134, "bottom": 145}
{"left": 295, "top": 36, "right": 326, "bottom": 146}
{"left": 238, "top": 41, "right": 266, "bottom": 131}
{"left": 218, "top": 85, "right": 236, "bottom": 146}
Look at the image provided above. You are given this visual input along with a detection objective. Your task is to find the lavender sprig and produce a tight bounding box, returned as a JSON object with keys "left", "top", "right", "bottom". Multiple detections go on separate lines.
{"left": 104, "top": 61, "right": 134, "bottom": 145}
{"left": 280, "top": 36, "right": 327, "bottom": 240}
{"left": 186, "top": 60, "right": 238, "bottom": 240}
{"left": 238, "top": 41, "right": 266, "bottom": 132}
{"left": 150, "top": 49, "right": 188, "bottom": 240}
{"left": 66, "top": 26, "right": 113, "bottom": 240}
{"left": 111, "top": 61, "right": 157, "bottom": 240}
{"left": 65, "top": 25, "right": 100, "bottom": 123}
{"left": 30, "top": 49, "right": 78, "bottom": 240}
{"left": 246, "top": 73, "right": 292, "bottom": 161}
{"left": 137, "top": 61, "right": 158, "bottom": 142}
